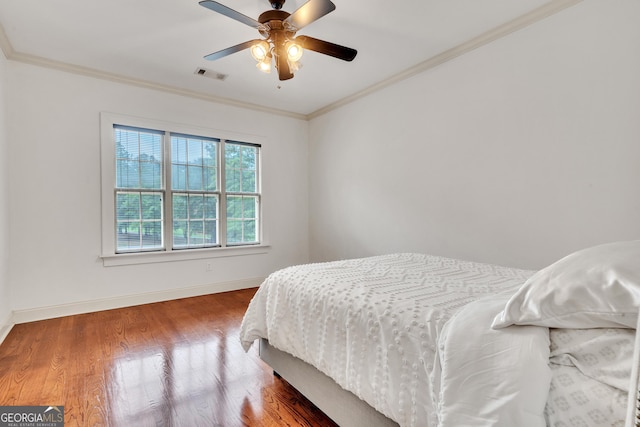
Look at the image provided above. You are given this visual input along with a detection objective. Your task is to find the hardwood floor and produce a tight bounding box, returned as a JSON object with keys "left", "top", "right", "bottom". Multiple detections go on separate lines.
{"left": 0, "top": 288, "right": 339, "bottom": 427}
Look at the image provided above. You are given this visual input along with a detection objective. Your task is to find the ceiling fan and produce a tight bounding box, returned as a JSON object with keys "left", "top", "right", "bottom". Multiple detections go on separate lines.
{"left": 199, "top": 0, "right": 357, "bottom": 81}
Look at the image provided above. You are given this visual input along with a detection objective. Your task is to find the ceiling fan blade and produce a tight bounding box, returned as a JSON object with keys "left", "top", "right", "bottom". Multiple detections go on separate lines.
{"left": 204, "top": 39, "right": 262, "bottom": 61}
{"left": 275, "top": 53, "right": 294, "bottom": 81}
{"left": 296, "top": 35, "right": 357, "bottom": 61}
{"left": 284, "top": 0, "right": 335, "bottom": 31}
{"left": 199, "top": 0, "right": 262, "bottom": 29}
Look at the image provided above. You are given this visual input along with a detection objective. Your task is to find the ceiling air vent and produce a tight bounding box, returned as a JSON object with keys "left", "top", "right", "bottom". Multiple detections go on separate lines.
{"left": 194, "top": 67, "right": 228, "bottom": 81}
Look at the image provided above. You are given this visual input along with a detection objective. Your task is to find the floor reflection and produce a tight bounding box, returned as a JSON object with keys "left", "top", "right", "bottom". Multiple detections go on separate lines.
{"left": 107, "top": 326, "right": 269, "bottom": 426}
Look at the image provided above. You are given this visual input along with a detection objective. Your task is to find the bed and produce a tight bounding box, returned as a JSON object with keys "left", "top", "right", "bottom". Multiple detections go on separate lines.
{"left": 240, "top": 241, "right": 640, "bottom": 426}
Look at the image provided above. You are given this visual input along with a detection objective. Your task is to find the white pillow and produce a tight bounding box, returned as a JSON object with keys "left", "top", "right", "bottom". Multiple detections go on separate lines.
{"left": 492, "top": 240, "right": 640, "bottom": 329}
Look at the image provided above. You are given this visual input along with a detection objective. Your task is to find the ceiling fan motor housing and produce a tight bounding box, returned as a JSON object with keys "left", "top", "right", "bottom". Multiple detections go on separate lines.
{"left": 258, "top": 10, "right": 290, "bottom": 25}
{"left": 258, "top": 10, "right": 296, "bottom": 41}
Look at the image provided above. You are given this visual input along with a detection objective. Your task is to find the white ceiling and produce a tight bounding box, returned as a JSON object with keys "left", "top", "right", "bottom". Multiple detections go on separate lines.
{"left": 0, "top": 0, "right": 580, "bottom": 118}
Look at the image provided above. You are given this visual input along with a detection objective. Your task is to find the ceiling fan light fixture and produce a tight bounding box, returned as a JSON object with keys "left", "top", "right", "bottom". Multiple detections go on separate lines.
{"left": 285, "top": 41, "right": 303, "bottom": 62}
{"left": 200, "top": 0, "right": 358, "bottom": 81}
{"left": 288, "top": 59, "right": 302, "bottom": 72}
{"left": 250, "top": 40, "right": 270, "bottom": 61}
{"left": 256, "top": 54, "right": 272, "bottom": 73}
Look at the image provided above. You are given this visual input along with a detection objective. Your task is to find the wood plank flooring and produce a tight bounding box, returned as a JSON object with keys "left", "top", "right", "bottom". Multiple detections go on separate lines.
{"left": 0, "top": 288, "right": 339, "bottom": 427}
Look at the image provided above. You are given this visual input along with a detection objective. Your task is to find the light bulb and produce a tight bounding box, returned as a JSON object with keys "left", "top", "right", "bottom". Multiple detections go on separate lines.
{"left": 256, "top": 55, "right": 272, "bottom": 73}
{"left": 250, "top": 41, "right": 270, "bottom": 61}
{"left": 285, "top": 41, "right": 303, "bottom": 62}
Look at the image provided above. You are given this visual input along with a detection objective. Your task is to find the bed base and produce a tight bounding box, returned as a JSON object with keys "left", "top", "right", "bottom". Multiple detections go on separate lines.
{"left": 259, "top": 338, "right": 399, "bottom": 427}
{"left": 261, "top": 329, "right": 640, "bottom": 427}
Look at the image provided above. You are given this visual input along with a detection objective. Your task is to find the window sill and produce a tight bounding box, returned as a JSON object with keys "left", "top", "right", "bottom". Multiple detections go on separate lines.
{"left": 101, "top": 244, "right": 271, "bottom": 267}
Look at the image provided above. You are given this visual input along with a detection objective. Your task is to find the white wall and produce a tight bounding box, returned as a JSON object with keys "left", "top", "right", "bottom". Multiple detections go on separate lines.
{"left": 0, "top": 51, "right": 11, "bottom": 333}
{"left": 6, "top": 63, "right": 309, "bottom": 313}
{"left": 4, "top": 0, "right": 640, "bottom": 319}
{"left": 309, "top": 0, "right": 640, "bottom": 270}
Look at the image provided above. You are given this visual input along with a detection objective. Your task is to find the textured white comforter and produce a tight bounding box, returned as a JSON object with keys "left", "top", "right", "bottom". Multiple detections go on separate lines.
{"left": 240, "top": 253, "right": 549, "bottom": 426}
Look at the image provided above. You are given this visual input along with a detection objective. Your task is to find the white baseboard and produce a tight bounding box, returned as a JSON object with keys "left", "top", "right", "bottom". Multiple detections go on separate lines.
{"left": 10, "top": 277, "right": 264, "bottom": 326}
{"left": 0, "top": 312, "right": 13, "bottom": 346}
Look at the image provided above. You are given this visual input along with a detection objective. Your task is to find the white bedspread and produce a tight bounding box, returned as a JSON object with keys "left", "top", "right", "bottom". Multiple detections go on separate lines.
{"left": 240, "top": 253, "right": 540, "bottom": 426}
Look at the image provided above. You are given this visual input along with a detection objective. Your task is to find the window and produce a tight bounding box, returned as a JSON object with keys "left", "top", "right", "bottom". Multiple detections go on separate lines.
{"left": 224, "top": 143, "right": 260, "bottom": 245}
{"left": 100, "top": 113, "right": 264, "bottom": 264}
{"left": 168, "top": 133, "right": 220, "bottom": 250}
{"left": 115, "top": 126, "right": 165, "bottom": 252}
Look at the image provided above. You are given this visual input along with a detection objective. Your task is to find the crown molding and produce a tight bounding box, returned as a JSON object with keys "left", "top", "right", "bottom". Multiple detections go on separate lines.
{"left": 0, "top": 0, "right": 582, "bottom": 122}
{"left": 0, "top": 32, "right": 306, "bottom": 121}
{"left": 307, "top": 0, "right": 583, "bottom": 120}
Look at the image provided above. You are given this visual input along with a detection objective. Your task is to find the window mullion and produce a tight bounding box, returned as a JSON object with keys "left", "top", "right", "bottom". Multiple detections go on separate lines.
{"left": 219, "top": 140, "right": 227, "bottom": 248}
{"left": 163, "top": 133, "right": 173, "bottom": 251}
{"left": 138, "top": 194, "right": 144, "bottom": 249}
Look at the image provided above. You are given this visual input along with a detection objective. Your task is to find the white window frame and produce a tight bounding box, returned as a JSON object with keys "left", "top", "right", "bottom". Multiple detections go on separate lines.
{"left": 100, "top": 112, "right": 269, "bottom": 266}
